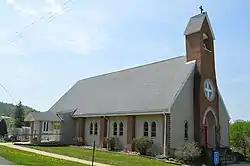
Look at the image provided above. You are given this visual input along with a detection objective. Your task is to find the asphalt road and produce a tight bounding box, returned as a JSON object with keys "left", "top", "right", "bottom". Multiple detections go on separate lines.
{"left": 0, "top": 157, "right": 14, "bottom": 165}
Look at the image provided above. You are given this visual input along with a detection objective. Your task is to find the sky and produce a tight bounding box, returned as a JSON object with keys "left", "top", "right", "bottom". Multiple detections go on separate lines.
{"left": 0, "top": 0, "right": 249, "bottom": 121}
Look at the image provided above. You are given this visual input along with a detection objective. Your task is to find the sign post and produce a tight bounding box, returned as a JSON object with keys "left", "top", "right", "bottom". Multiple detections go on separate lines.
{"left": 214, "top": 151, "right": 219, "bottom": 165}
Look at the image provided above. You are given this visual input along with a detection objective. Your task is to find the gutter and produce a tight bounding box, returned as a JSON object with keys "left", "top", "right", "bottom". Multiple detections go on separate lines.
{"left": 72, "top": 110, "right": 169, "bottom": 118}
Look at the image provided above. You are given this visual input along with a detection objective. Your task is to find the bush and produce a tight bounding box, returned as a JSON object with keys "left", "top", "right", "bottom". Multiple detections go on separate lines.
{"left": 73, "top": 137, "right": 84, "bottom": 146}
{"left": 4, "top": 137, "right": 12, "bottom": 142}
{"left": 104, "top": 137, "right": 120, "bottom": 151}
{"left": 132, "top": 137, "right": 152, "bottom": 155}
{"left": 174, "top": 141, "right": 201, "bottom": 164}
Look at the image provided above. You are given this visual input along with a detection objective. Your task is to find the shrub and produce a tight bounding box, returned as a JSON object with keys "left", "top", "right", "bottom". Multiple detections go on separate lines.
{"left": 174, "top": 141, "right": 201, "bottom": 164}
{"left": 104, "top": 137, "right": 120, "bottom": 151}
{"left": 4, "top": 137, "right": 12, "bottom": 142}
{"left": 73, "top": 137, "right": 84, "bottom": 146}
{"left": 132, "top": 137, "right": 152, "bottom": 155}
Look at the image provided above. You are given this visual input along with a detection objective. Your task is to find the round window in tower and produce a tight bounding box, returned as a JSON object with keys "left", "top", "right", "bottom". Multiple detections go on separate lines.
{"left": 204, "top": 79, "right": 215, "bottom": 101}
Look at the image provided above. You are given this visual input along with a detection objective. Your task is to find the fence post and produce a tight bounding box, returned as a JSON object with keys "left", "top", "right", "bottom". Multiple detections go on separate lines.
{"left": 91, "top": 140, "right": 96, "bottom": 166}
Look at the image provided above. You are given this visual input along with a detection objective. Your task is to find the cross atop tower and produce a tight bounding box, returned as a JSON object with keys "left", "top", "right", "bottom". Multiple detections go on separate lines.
{"left": 199, "top": 5, "right": 204, "bottom": 14}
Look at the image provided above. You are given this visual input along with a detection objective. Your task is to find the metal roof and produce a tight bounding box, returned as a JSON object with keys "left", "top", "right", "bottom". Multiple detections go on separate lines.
{"left": 47, "top": 56, "right": 196, "bottom": 116}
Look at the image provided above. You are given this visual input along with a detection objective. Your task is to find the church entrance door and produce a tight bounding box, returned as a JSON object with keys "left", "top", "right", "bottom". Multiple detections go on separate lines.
{"left": 203, "top": 108, "right": 218, "bottom": 149}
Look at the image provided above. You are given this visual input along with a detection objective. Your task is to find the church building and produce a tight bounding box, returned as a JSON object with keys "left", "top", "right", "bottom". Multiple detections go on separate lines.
{"left": 25, "top": 12, "right": 230, "bottom": 156}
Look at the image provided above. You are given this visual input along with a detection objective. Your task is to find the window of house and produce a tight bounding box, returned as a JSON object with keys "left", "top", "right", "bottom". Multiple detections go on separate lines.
{"left": 94, "top": 123, "right": 98, "bottom": 135}
{"left": 113, "top": 122, "right": 117, "bottom": 136}
{"left": 119, "top": 122, "right": 123, "bottom": 136}
{"left": 184, "top": 121, "right": 188, "bottom": 141}
{"left": 143, "top": 122, "right": 149, "bottom": 137}
{"left": 151, "top": 121, "right": 157, "bottom": 137}
{"left": 42, "top": 122, "right": 48, "bottom": 132}
{"left": 89, "top": 123, "right": 93, "bottom": 135}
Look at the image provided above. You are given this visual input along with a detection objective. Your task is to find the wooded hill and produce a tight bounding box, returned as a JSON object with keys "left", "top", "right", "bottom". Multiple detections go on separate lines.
{"left": 0, "top": 102, "right": 38, "bottom": 118}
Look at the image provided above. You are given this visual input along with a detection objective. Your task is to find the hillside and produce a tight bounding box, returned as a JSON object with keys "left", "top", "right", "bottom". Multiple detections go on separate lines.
{"left": 0, "top": 102, "right": 38, "bottom": 118}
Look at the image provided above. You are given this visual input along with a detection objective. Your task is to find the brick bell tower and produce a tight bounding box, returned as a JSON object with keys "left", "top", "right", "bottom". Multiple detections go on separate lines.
{"left": 184, "top": 11, "right": 220, "bottom": 148}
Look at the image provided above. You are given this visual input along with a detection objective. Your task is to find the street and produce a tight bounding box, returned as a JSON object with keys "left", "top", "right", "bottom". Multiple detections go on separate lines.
{"left": 0, "top": 157, "right": 14, "bottom": 165}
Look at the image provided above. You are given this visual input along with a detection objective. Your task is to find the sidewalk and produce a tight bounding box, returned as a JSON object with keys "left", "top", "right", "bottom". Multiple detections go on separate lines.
{"left": 0, "top": 143, "right": 112, "bottom": 166}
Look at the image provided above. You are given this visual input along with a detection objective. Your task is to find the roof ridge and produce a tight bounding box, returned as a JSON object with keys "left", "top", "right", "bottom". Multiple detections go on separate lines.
{"left": 189, "top": 12, "right": 206, "bottom": 19}
{"left": 79, "top": 55, "right": 186, "bottom": 83}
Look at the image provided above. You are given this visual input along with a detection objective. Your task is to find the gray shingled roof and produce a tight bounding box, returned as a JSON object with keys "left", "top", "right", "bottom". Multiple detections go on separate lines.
{"left": 184, "top": 12, "right": 215, "bottom": 40}
{"left": 24, "top": 111, "right": 61, "bottom": 122}
{"left": 48, "top": 56, "right": 196, "bottom": 116}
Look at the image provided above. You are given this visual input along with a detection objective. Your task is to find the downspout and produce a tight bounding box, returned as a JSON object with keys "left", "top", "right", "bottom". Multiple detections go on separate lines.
{"left": 163, "top": 111, "right": 167, "bottom": 157}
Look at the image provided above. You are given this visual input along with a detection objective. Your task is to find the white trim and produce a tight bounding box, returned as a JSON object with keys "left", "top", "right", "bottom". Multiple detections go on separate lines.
{"left": 150, "top": 121, "right": 157, "bottom": 138}
{"left": 169, "top": 64, "right": 195, "bottom": 110}
{"left": 204, "top": 79, "right": 215, "bottom": 102}
{"left": 72, "top": 110, "right": 169, "bottom": 118}
{"left": 113, "top": 121, "right": 118, "bottom": 136}
{"left": 163, "top": 113, "right": 167, "bottom": 157}
{"left": 204, "top": 13, "right": 215, "bottom": 40}
{"left": 185, "top": 60, "right": 196, "bottom": 64}
{"left": 143, "top": 121, "right": 149, "bottom": 137}
{"left": 118, "top": 121, "right": 124, "bottom": 136}
{"left": 202, "top": 107, "right": 218, "bottom": 125}
{"left": 42, "top": 121, "right": 49, "bottom": 132}
{"left": 94, "top": 122, "right": 98, "bottom": 135}
{"left": 89, "top": 122, "right": 94, "bottom": 135}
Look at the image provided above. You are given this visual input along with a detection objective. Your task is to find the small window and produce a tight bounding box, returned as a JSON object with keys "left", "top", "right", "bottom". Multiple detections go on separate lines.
{"left": 42, "top": 122, "right": 48, "bottom": 132}
{"left": 184, "top": 121, "right": 188, "bottom": 141}
{"left": 119, "top": 122, "right": 123, "bottom": 136}
{"left": 89, "top": 123, "right": 93, "bottom": 135}
{"left": 113, "top": 122, "right": 117, "bottom": 136}
{"left": 151, "top": 121, "right": 157, "bottom": 137}
{"left": 143, "top": 122, "right": 149, "bottom": 137}
{"left": 94, "top": 123, "right": 98, "bottom": 135}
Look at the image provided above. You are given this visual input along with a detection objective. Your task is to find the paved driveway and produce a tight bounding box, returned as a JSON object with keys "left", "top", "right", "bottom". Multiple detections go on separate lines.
{"left": 0, "top": 157, "right": 14, "bottom": 165}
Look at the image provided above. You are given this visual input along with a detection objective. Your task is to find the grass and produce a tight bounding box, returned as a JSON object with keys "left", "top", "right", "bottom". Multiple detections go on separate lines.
{"left": 0, "top": 145, "right": 87, "bottom": 166}
{"left": 22, "top": 145, "right": 174, "bottom": 166}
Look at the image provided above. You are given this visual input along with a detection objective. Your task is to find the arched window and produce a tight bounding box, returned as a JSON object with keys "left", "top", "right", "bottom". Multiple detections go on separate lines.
{"left": 89, "top": 123, "right": 93, "bottom": 135}
{"left": 151, "top": 121, "right": 157, "bottom": 137}
{"left": 203, "top": 33, "right": 212, "bottom": 52}
{"left": 119, "top": 122, "right": 123, "bottom": 136}
{"left": 143, "top": 122, "right": 149, "bottom": 137}
{"left": 184, "top": 121, "right": 188, "bottom": 141}
{"left": 113, "top": 122, "right": 117, "bottom": 136}
{"left": 94, "top": 123, "right": 98, "bottom": 135}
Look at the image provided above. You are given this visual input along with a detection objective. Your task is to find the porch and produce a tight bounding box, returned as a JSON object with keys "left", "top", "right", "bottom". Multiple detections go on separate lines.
{"left": 24, "top": 111, "right": 62, "bottom": 144}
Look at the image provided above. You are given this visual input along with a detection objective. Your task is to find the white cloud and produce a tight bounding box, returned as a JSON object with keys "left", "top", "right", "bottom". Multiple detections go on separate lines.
{"left": 45, "top": 26, "right": 107, "bottom": 55}
{"left": 6, "top": 0, "right": 67, "bottom": 15}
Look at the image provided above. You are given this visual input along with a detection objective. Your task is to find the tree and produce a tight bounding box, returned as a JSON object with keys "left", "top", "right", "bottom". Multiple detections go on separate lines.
{"left": 230, "top": 120, "right": 250, "bottom": 157}
{"left": 14, "top": 101, "right": 25, "bottom": 128}
{"left": 0, "top": 119, "right": 7, "bottom": 137}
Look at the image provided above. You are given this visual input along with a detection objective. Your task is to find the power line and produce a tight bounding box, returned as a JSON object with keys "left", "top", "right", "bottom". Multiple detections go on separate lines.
{"left": 5, "top": 0, "right": 75, "bottom": 45}
{"left": 0, "top": 83, "right": 18, "bottom": 105}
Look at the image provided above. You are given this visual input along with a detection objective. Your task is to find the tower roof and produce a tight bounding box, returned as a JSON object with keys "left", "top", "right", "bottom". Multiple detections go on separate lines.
{"left": 184, "top": 12, "right": 215, "bottom": 40}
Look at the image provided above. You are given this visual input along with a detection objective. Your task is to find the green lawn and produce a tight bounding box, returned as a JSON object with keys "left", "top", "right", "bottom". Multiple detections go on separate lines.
{"left": 0, "top": 145, "right": 87, "bottom": 166}
{"left": 22, "top": 145, "right": 173, "bottom": 166}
